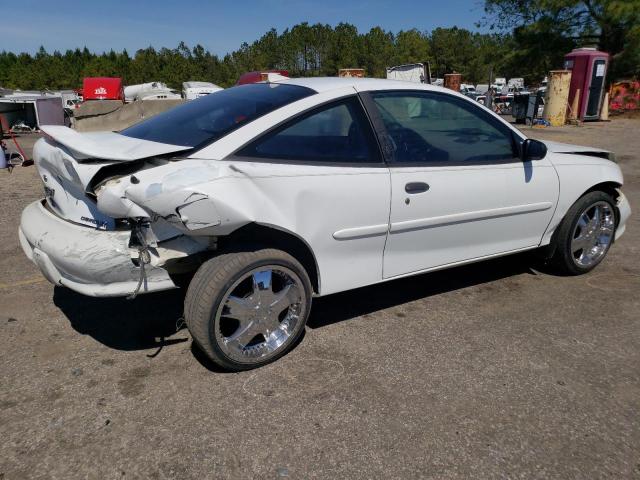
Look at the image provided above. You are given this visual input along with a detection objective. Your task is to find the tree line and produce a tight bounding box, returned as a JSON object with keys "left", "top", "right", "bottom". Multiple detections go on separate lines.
{"left": 0, "top": 24, "right": 524, "bottom": 91}
{"left": 1, "top": 0, "right": 638, "bottom": 92}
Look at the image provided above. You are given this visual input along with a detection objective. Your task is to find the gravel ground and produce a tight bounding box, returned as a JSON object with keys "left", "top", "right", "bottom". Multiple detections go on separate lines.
{"left": 1, "top": 118, "right": 639, "bottom": 479}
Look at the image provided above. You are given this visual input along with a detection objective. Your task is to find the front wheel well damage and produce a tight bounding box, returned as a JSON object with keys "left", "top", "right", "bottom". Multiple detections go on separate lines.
{"left": 582, "top": 181, "right": 622, "bottom": 202}
{"left": 538, "top": 181, "right": 623, "bottom": 261}
{"left": 582, "top": 182, "right": 623, "bottom": 231}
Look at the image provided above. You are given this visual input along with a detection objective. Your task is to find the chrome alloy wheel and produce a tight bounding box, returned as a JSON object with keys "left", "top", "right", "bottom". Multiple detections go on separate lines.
{"left": 214, "top": 266, "right": 305, "bottom": 363}
{"left": 571, "top": 201, "right": 615, "bottom": 268}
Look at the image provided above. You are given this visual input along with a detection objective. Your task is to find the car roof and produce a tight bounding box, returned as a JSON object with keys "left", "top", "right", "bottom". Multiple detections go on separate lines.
{"left": 277, "top": 76, "right": 449, "bottom": 94}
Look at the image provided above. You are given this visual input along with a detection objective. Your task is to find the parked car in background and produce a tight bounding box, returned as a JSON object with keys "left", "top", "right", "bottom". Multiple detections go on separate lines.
{"left": 21, "top": 77, "right": 631, "bottom": 371}
{"left": 460, "top": 84, "right": 481, "bottom": 101}
{"left": 183, "top": 81, "right": 223, "bottom": 100}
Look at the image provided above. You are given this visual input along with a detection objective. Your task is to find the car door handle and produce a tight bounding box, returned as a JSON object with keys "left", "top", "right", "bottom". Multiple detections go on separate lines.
{"left": 405, "top": 182, "right": 430, "bottom": 194}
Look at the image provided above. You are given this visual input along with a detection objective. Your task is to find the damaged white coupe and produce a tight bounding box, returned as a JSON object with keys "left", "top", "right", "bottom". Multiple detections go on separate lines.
{"left": 20, "top": 78, "right": 631, "bottom": 370}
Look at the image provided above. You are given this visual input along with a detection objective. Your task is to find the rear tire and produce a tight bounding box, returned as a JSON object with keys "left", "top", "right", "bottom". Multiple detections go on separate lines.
{"left": 185, "top": 248, "right": 312, "bottom": 371}
{"left": 549, "top": 191, "right": 617, "bottom": 275}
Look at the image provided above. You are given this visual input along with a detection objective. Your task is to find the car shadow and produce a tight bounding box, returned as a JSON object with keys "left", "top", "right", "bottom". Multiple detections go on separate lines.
{"left": 54, "top": 252, "right": 539, "bottom": 363}
{"left": 307, "top": 254, "right": 537, "bottom": 329}
{"left": 53, "top": 286, "right": 189, "bottom": 353}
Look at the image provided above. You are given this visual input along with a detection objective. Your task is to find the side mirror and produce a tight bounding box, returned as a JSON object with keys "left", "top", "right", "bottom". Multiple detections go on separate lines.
{"left": 521, "top": 138, "right": 547, "bottom": 161}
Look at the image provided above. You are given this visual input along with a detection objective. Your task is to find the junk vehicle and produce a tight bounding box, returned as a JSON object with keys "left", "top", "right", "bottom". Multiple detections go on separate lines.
{"left": 20, "top": 77, "right": 631, "bottom": 371}
{"left": 183, "top": 81, "right": 223, "bottom": 100}
{"left": 136, "top": 89, "right": 182, "bottom": 101}
{"left": 124, "top": 82, "right": 164, "bottom": 102}
{"left": 124, "top": 82, "right": 182, "bottom": 102}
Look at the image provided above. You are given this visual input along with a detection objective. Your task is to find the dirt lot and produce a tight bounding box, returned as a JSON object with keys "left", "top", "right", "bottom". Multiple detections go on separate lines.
{"left": 1, "top": 118, "right": 639, "bottom": 479}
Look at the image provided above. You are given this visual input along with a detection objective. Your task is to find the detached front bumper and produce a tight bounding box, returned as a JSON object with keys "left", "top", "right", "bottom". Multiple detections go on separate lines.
{"left": 19, "top": 200, "right": 177, "bottom": 297}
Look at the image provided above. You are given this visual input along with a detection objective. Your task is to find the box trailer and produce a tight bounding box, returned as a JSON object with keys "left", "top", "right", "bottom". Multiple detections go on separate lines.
{"left": 386, "top": 63, "right": 431, "bottom": 84}
{"left": 83, "top": 77, "right": 124, "bottom": 101}
{"left": 0, "top": 96, "right": 65, "bottom": 130}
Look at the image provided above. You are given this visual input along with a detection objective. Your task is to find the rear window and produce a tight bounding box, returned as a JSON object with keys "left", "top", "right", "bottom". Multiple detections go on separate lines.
{"left": 120, "top": 83, "right": 314, "bottom": 149}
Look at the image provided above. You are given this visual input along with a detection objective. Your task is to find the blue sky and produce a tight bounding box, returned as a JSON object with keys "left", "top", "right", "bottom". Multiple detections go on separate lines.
{"left": 2, "top": 0, "right": 488, "bottom": 56}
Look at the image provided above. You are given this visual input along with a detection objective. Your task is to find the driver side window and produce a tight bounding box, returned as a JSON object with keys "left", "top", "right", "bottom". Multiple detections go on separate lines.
{"left": 371, "top": 92, "right": 516, "bottom": 164}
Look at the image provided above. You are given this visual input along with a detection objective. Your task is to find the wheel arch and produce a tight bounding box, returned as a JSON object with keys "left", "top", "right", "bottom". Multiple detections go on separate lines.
{"left": 579, "top": 181, "right": 623, "bottom": 231}
{"left": 581, "top": 181, "right": 622, "bottom": 201}
{"left": 539, "top": 180, "right": 623, "bottom": 259}
{"left": 218, "top": 222, "right": 321, "bottom": 294}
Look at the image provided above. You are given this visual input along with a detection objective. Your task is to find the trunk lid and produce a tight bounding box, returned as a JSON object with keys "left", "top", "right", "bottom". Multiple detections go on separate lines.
{"left": 35, "top": 126, "right": 191, "bottom": 229}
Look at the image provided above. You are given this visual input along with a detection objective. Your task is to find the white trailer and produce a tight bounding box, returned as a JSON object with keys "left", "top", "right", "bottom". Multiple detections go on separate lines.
{"left": 0, "top": 96, "right": 65, "bottom": 130}
{"left": 124, "top": 82, "right": 181, "bottom": 102}
{"left": 182, "top": 81, "right": 223, "bottom": 100}
{"left": 508, "top": 78, "right": 525, "bottom": 89}
{"left": 386, "top": 63, "right": 431, "bottom": 84}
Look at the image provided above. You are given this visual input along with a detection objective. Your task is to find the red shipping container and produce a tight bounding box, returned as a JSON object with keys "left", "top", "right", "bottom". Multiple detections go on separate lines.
{"left": 82, "top": 77, "right": 124, "bottom": 101}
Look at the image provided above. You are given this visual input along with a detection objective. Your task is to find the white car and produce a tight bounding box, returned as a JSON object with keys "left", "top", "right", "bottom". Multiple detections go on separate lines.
{"left": 20, "top": 77, "right": 631, "bottom": 370}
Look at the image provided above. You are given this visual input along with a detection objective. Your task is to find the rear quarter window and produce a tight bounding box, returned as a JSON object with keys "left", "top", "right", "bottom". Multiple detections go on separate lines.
{"left": 120, "top": 83, "right": 314, "bottom": 150}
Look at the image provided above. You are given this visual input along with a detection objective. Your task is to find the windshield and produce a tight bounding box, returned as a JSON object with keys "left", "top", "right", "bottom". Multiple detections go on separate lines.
{"left": 121, "top": 83, "right": 314, "bottom": 149}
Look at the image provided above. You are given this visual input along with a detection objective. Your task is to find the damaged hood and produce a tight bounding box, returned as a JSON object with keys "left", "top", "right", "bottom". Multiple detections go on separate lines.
{"left": 40, "top": 125, "right": 191, "bottom": 161}
{"left": 542, "top": 140, "right": 613, "bottom": 160}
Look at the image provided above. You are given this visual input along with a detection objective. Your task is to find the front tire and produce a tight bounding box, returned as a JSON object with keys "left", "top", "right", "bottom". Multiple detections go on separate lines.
{"left": 549, "top": 191, "right": 617, "bottom": 275}
{"left": 185, "top": 248, "right": 312, "bottom": 371}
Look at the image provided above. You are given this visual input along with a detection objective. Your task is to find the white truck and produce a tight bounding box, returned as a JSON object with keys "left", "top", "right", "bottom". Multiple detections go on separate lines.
{"left": 492, "top": 77, "right": 506, "bottom": 92}
{"left": 508, "top": 77, "right": 525, "bottom": 89}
